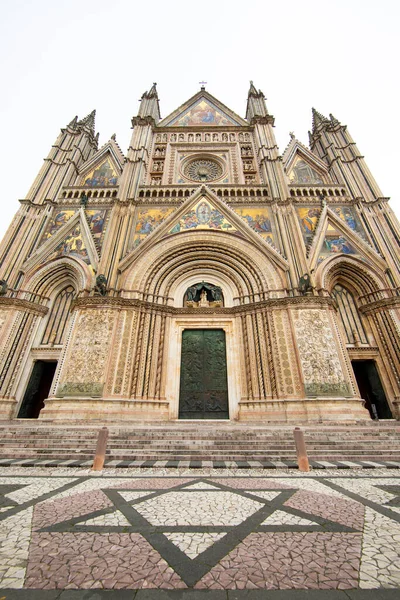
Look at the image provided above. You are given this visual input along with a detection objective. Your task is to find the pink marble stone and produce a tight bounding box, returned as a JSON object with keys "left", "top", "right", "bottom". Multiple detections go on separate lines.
{"left": 283, "top": 490, "right": 364, "bottom": 529}
{"left": 25, "top": 532, "right": 187, "bottom": 590}
{"left": 195, "top": 532, "right": 362, "bottom": 590}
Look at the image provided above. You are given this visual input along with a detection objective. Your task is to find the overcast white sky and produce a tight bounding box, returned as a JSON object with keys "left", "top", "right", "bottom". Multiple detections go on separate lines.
{"left": 0, "top": 0, "right": 399, "bottom": 240}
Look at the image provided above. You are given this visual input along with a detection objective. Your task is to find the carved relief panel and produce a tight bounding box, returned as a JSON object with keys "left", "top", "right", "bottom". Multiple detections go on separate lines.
{"left": 56, "top": 308, "right": 116, "bottom": 398}
{"left": 292, "top": 308, "right": 350, "bottom": 397}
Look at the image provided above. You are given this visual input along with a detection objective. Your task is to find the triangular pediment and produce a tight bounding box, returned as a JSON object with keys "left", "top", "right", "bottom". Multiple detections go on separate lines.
{"left": 24, "top": 209, "right": 100, "bottom": 272}
{"left": 159, "top": 91, "right": 247, "bottom": 128}
{"left": 308, "top": 205, "right": 385, "bottom": 272}
{"left": 120, "top": 186, "right": 287, "bottom": 273}
{"left": 77, "top": 138, "right": 125, "bottom": 187}
{"left": 282, "top": 138, "right": 328, "bottom": 184}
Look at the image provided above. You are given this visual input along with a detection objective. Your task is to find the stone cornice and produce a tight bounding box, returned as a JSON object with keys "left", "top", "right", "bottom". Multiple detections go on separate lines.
{"left": 72, "top": 294, "right": 335, "bottom": 315}
{"left": 359, "top": 296, "right": 400, "bottom": 315}
{"left": 0, "top": 297, "right": 48, "bottom": 316}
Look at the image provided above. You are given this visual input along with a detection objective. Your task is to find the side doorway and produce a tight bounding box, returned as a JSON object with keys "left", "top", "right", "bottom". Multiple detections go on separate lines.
{"left": 18, "top": 361, "right": 58, "bottom": 419}
{"left": 352, "top": 360, "right": 392, "bottom": 420}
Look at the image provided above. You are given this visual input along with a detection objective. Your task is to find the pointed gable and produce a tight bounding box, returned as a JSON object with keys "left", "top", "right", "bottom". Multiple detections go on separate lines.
{"left": 169, "top": 198, "right": 237, "bottom": 233}
{"left": 306, "top": 204, "right": 385, "bottom": 272}
{"left": 78, "top": 137, "right": 125, "bottom": 187}
{"left": 159, "top": 91, "right": 247, "bottom": 128}
{"left": 288, "top": 155, "right": 325, "bottom": 185}
{"left": 282, "top": 136, "right": 328, "bottom": 185}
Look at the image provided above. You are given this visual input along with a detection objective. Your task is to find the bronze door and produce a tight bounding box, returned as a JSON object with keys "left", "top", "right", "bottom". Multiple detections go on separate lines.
{"left": 179, "top": 329, "right": 229, "bottom": 419}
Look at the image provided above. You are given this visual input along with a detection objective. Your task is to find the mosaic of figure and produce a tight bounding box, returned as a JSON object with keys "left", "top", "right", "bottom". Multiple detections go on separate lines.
{"left": 233, "top": 207, "right": 274, "bottom": 243}
{"left": 288, "top": 158, "right": 324, "bottom": 184}
{"left": 169, "top": 100, "right": 237, "bottom": 127}
{"left": 82, "top": 159, "right": 118, "bottom": 187}
{"left": 330, "top": 206, "right": 367, "bottom": 240}
{"left": 86, "top": 210, "right": 108, "bottom": 246}
{"left": 169, "top": 201, "right": 235, "bottom": 234}
{"left": 317, "top": 234, "right": 357, "bottom": 265}
{"left": 51, "top": 225, "right": 90, "bottom": 264}
{"left": 132, "top": 207, "right": 176, "bottom": 247}
{"left": 296, "top": 207, "right": 322, "bottom": 243}
{"left": 41, "top": 210, "right": 76, "bottom": 242}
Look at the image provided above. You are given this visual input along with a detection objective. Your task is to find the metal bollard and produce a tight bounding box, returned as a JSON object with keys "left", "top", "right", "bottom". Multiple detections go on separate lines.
{"left": 293, "top": 427, "right": 310, "bottom": 472}
{"left": 92, "top": 427, "right": 109, "bottom": 471}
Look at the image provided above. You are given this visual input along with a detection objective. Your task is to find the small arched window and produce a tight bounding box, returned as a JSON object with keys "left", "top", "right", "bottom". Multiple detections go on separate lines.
{"left": 331, "top": 284, "right": 368, "bottom": 344}
{"left": 42, "top": 285, "right": 75, "bottom": 345}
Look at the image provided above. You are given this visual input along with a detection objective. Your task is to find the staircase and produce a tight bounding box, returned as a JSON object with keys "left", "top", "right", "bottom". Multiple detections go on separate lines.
{"left": 0, "top": 420, "right": 399, "bottom": 467}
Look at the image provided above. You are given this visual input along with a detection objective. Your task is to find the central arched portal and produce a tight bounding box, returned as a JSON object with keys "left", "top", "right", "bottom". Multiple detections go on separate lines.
{"left": 179, "top": 328, "right": 229, "bottom": 419}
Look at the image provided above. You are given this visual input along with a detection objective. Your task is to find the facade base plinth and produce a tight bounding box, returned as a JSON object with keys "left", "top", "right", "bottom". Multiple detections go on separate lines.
{"left": 0, "top": 398, "right": 17, "bottom": 420}
{"left": 40, "top": 398, "right": 170, "bottom": 422}
{"left": 238, "top": 398, "right": 370, "bottom": 422}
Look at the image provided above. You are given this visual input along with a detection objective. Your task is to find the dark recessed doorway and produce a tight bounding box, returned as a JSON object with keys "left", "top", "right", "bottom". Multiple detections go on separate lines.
{"left": 18, "top": 361, "right": 57, "bottom": 419}
{"left": 352, "top": 360, "right": 392, "bottom": 419}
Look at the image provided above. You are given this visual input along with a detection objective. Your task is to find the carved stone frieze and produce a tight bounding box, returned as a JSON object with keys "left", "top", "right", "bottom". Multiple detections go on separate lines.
{"left": 293, "top": 309, "right": 349, "bottom": 397}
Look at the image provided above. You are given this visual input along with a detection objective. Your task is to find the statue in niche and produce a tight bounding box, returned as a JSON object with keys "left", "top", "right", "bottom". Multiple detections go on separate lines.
{"left": 186, "top": 286, "right": 198, "bottom": 302}
{"left": 94, "top": 274, "right": 108, "bottom": 296}
{"left": 185, "top": 282, "right": 223, "bottom": 306}
{"left": 0, "top": 280, "right": 8, "bottom": 296}
{"left": 199, "top": 289, "right": 209, "bottom": 307}
{"left": 80, "top": 192, "right": 88, "bottom": 208}
{"left": 210, "top": 285, "right": 222, "bottom": 301}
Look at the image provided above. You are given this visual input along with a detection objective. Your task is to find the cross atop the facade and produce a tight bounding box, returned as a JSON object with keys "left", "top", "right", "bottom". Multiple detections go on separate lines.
{"left": 199, "top": 81, "right": 207, "bottom": 90}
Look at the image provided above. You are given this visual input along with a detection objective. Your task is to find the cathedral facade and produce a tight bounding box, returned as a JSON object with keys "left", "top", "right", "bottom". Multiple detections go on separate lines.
{"left": 0, "top": 83, "right": 399, "bottom": 423}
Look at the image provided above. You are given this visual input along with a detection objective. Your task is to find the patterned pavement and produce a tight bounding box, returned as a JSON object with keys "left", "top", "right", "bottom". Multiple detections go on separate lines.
{"left": 0, "top": 467, "right": 399, "bottom": 599}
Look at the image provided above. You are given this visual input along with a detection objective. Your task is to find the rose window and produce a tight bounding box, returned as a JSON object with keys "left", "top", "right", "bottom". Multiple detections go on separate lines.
{"left": 184, "top": 159, "right": 223, "bottom": 182}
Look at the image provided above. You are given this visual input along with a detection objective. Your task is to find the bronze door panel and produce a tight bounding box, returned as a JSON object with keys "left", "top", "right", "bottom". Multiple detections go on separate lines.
{"left": 179, "top": 329, "right": 229, "bottom": 419}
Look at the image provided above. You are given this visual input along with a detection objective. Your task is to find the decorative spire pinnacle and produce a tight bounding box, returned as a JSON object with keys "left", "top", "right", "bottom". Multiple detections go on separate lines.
{"left": 329, "top": 113, "right": 340, "bottom": 126}
{"left": 68, "top": 115, "right": 78, "bottom": 128}
{"left": 78, "top": 109, "right": 96, "bottom": 134}
{"left": 148, "top": 83, "right": 158, "bottom": 97}
{"left": 248, "top": 80, "right": 259, "bottom": 96}
{"left": 136, "top": 83, "right": 161, "bottom": 124}
{"left": 111, "top": 133, "right": 116, "bottom": 140}
{"left": 312, "top": 107, "right": 329, "bottom": 131}
{"left": 246, "top": 80, "right": 269, "bottom": 123}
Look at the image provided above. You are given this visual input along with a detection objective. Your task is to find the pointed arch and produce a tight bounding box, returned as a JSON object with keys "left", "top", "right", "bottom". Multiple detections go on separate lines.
{"left": 316, "top": 254, "right": 386, "bottom": 297}
{"left": 121, "top": 230, "right": 286, "bottom": 306}
{"left": 23, "top": 256, "right": 93, "bottom": 297}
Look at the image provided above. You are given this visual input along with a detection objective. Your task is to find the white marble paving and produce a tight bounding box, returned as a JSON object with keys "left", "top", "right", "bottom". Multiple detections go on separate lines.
{"left": 0, "top": 507, "right": 33, "bottom": 589}
{"left": 360, "top": 507, "right": 400, "bottom": 588}
{"left": 78, "top": 509, "right": 131, "bottom": 527}
{"left": 261, "top": 509, "right": 318, "bottom": 526}
{"left": 164, "top": 532, "right": 227, "bottom": 558}
{"left": 134, "top": 490, "right": 264, "bottom": 526}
